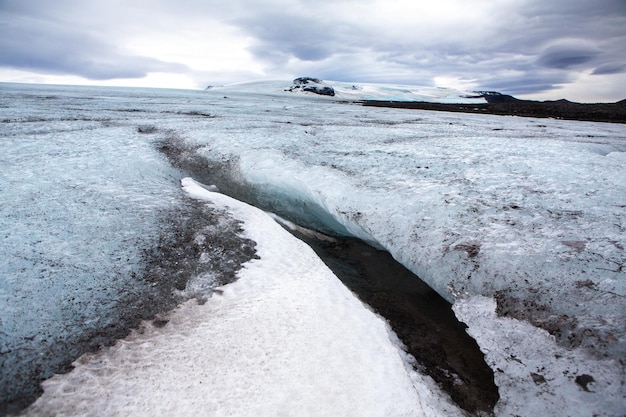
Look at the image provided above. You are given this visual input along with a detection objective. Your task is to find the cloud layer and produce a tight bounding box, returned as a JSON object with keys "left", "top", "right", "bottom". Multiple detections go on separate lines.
{"left": 1, "top": 0, "right": 625, "bottom": 101}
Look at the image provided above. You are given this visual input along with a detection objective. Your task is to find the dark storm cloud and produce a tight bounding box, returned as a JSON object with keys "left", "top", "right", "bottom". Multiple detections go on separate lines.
{"left": 536, "top": 41, "right": 601, "bottom": 69}
{"left": 479, "top": 0, "right": 626, "bottom": 84}
{"left": 232, "top": 11, "right": 355, "bottom": 63}
{"left": 592, "top": 62, "right": 626, "bottom": 75}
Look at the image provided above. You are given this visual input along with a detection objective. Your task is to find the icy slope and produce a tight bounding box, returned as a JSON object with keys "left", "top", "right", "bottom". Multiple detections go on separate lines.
{"left": 176, "top": 91, "right": 626, "bottom": 415}
{"left": 208, "top": 78, "right": 487, "bottom": 103}
{"left": 20, "top": 178, "right": 466, "bottom": 417}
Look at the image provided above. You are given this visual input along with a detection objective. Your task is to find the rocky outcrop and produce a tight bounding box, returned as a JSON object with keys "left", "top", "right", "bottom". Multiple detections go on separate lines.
{"left": 302, "top": 85, "right": 335, "bottom": 96}
{"left": 293, "top": 77, "right": 322, "bottom": 85}
{"left": 287, "top": 77, "right": 335, "bottom": 97}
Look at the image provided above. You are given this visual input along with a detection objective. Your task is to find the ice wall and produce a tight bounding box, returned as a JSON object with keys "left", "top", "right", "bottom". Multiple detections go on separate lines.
{"left": 182, "top": 92, "right": 626, "bottom": 362}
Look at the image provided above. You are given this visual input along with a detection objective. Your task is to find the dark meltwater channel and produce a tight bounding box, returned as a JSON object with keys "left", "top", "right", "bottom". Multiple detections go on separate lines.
{"left": 157, "top": 132, "right": 499, "bottom": 415}
{"left": 293, "top": 232, "right": 499, "bottom": 415}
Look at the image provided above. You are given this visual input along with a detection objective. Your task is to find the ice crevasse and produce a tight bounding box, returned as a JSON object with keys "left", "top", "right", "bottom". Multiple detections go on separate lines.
{"left": 20, "top": 178, "right": 467, "bottom": 417}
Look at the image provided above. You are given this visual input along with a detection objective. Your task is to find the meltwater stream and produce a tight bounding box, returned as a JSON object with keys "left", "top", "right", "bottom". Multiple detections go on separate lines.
{"left": 158, "top": 134, "right": 499, "bottom": 414}
{"left": 1, "top": 83, "right": 492, "bottom": 415}
{"left": 291, "top": 231, "right": 499, "bottom": 413}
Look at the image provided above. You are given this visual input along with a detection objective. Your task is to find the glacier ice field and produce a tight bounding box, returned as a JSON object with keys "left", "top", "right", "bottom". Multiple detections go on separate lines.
{"left": 1, "top": 81, "right": 625, "bottom": 416}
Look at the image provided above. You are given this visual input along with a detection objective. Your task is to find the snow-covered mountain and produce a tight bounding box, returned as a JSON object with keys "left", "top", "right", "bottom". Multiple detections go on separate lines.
{"left": 207, "top": 77, "right": 489, "bottom": 103}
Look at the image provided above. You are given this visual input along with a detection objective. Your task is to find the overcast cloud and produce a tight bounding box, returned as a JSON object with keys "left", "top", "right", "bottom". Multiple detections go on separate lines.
{"left": 1, "top": 0, "right": 625, "bottom": 101}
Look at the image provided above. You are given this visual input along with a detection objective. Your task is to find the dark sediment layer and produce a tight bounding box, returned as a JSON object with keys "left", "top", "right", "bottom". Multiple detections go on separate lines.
{"left": 295, "top": 233, "right": 499, "bottom": 415}
{"left": 360, "top": 97, "right": 626, "bottom": 123}
{"left": 2, "top": 193, "right": 257, "bottom": 416}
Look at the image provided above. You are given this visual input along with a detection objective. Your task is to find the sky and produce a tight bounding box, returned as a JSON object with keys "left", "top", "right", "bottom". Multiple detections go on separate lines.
{"left": 1, "top": 0, "right": 625, "bottom": 102}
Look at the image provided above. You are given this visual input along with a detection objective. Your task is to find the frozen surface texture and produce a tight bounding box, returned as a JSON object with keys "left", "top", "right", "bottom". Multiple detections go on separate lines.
{"left": 2, "top": 81, "right": 625, "bottom": 416}
{"left": 454, "top": 296, "right": 624, "bottom": 417}
{"left": 20, "top": 179, "right": 466, "bottom": 417}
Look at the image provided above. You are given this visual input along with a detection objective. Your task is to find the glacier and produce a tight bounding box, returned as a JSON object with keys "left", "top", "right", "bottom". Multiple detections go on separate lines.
{"left": 1, "top": 81, "right": 625, "bottom": 416}
{"left": 21, "top": 178, "right": 467, "bottom": 417}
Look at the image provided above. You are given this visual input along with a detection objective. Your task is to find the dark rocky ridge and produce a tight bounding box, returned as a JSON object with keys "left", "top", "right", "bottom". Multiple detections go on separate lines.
{"left": 360, "top": 92, "right": 626, "bottom": 123}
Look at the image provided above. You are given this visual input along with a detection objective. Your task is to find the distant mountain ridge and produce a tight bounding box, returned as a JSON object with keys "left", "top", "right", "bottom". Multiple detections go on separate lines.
{"left": 206, "top": 78, "right": 626, "bottom": 123}
{"left": 206, "top": 78, "right": 489, "bottom": 104}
